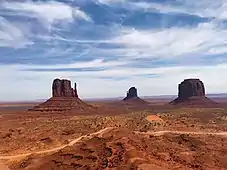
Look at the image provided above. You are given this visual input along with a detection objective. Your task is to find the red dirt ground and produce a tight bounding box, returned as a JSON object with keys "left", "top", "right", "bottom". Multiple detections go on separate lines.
{"left": 7, "top": 128, "right": 227, "bottom": 170}
{"left": 0, "top": 99, "right": 227, "bottom": 170}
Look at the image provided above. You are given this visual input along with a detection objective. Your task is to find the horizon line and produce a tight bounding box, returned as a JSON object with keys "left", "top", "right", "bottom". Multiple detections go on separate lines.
{"left": 1, "top": 93, "right": 227, "bottom": 103}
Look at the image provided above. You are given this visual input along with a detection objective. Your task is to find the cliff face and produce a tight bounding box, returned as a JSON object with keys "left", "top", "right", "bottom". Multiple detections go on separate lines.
{"left": 30, "top": 78, "right": 95, "bottom": 112}
{"left": 52, "top": 79, "right": 78, "bottom": 98}
{"left": 122, "top": 87, "right": 148, "bottom": 105}
{"left": 178, "top": 79, "right": 205, "bottom": 100}
{"left": 170, "top": 79, "right": 216, "bottom": 106}
{"left": 123, "top": 87, "right": 138, "bottom": 101}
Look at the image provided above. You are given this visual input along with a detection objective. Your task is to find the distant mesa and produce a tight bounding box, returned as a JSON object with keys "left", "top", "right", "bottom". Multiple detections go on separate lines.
{"left": 178, "top": 79, "right": 205, "bottom": 99}
{"left": 123, "top": 87, "right": 148, "bottom": 104}
{"left": 123, "top": 87, "right": 138, "bottom": 101}
{"left": 170, "top": 78, "right": 216, "bottom": 106}
{"left": 30, "top": 78, "right": 94, "bottom": 112}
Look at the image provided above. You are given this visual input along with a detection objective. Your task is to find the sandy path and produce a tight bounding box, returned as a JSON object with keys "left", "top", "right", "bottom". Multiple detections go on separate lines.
{"left": 138, "top": 130, "right": 227, "bottom": 136}
{"left": 0, "top": 127, "right": 113, "bottom": 160}
{"left": 0, "top": 128, "right": 227, "bottom": 161}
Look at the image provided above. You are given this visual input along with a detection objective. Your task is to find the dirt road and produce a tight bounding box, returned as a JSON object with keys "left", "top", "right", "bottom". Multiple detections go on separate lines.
{"left": 0, "top": 128, "right": 226, "bottom": 161}
{"left": 139, "top": 130, "right": 227, "bottom": 136}
{"left": 0, "top": 127, "right": 113, "bottom": 160}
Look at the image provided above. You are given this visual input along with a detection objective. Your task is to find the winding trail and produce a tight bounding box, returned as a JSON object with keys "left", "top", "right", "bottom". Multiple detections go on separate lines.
{"left": 0, "top": 127, "right": 227, "bottom": 160}
{"left": 0, "top": 127, "right": 114, "bottom": 160}
{"left": 137, "top": 130, "right": 227, "bottom": 136}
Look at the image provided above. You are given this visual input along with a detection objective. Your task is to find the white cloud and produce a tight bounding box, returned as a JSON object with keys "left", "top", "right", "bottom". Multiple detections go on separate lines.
{"left": 1, "top": 0, "right": 227, "bottom": 101}
{"left": 0, "top": 17, "right": 33, "bottom": 48}
{"left": 0, "top": 1, "right": 92, "bottom": 48}
{"left": 95, "top": 0, "right": 227, "bottom": 20}
{"left": 0, "top": 1, "right": 92, "bottom": 29}
{"left": 10, "top": 59, "right": 129, "bottom": 70}
{"left": 95, "top": 0, "right": 125, "bottom": 5}
{"left": 89, "top": 22, "right": 227, "bottom": 59}
{"left": 34, "top": 20, "right": 227, "bottom": 64}
{"left": 117, "top": 0, "right": 227, "bottom": 20}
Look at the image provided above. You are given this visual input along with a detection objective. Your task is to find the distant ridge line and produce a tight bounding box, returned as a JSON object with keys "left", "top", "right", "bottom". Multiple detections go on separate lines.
{"left": 1, "top": 93, "right": 227, "bottom": 103}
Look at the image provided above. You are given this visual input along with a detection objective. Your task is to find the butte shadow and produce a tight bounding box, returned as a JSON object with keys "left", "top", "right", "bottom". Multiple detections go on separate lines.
{"left": 169, "top": 78, "right": 217, "bottom": 107}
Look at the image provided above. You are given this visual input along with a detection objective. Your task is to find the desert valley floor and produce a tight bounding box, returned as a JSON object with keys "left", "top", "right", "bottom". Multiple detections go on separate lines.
{"left": 0, "top": 98, "right": 227, "bottom": 170}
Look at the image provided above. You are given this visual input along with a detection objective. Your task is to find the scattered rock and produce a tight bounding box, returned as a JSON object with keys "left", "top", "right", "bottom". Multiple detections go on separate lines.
{"left": 2, "top": 132, "right": 12, "bottom": 139}
{"left": 61, "top": 129, "right": 75, "bottom": 136}
{"left": 40, "top": 137, "right": 51, "bottom": 141}
{"left": 13, "top": 128, "right": 227, "bottom": 170}
{"left": 9, "top": 129, "right": 15, "bottom": 133}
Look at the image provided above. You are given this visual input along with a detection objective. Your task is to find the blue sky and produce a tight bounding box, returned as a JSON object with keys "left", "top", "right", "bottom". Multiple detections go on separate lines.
{"left": 1, "top": 0, "right": 227, "bottom": 101}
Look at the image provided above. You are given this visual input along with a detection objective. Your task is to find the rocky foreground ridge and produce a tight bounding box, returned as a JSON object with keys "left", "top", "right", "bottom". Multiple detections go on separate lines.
{"left": 10, "top": 128, "right": 227, "bottom": 170}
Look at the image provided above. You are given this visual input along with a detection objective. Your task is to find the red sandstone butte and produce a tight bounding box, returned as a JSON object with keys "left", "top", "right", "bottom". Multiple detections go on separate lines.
{"left": 30, "top": 79, "right": 94, "bottom": 112}
{"left": 170, "top": 78, "right": 216, "bottom": 106}
{"left": 123, "top": 87, "right": 148, "bottom": 105}
{"left": 52, "top": 78, "right": 78, "bottom": 98}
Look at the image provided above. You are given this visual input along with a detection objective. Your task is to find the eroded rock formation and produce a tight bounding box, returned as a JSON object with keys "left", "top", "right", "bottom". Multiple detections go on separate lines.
{"left": 123, "top": 87, "right": 138, "bottom": 101}
{"left": 170, "top": 78, "right": 216, "bottom": 105}
{"left": 52, "top": 79, "right": 62, "bottom": 97}
{"left": 122, "top": 87, "right": 148, "bottom": 105}
{"left": 74, "top": 83, "right": 78, "bottom": 98}
{"left": 29, "top": 78, "right": 96, "bottom": 112}
{"left": 178, "top": 79, "right": 205, "bottom": 100}
{"left": 52, "top": 79, "right": 78, "bottom": 98}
